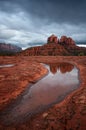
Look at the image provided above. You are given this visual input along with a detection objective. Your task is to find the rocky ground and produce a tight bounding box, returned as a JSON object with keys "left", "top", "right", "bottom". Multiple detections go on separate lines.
{"left": 0, "top": 56, "right": 86, "bottom": 130}
{"left": 0, "top": 56, "right": 48, "bottom": 111}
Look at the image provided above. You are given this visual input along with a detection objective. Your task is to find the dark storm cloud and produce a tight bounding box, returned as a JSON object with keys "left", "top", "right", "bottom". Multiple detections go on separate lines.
{"left": 28, "top": 41, "right": 44, "bottom": 46}
{"left": 0, "top": 0, "right": 86, "bottom": 24}
{"left": 0, "top": 0, "right": 86, "bottom": 48}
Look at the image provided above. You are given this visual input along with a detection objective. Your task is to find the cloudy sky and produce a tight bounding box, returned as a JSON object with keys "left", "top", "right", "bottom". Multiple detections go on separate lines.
{"left": 0, "top": 0, "right": 86, "bottom": 49}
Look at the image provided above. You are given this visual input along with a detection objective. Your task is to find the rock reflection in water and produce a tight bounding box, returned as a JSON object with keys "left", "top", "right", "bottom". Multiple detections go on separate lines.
{"left": 49, "top": 62, "right": 74, "bottom": 74}
{"left": 0, "top": 62, "right": 80, "bottom": 125}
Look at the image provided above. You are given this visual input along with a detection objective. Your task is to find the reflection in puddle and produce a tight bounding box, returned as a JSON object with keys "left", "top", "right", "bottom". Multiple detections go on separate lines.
{"left": 0, "top": 62, "right": 80, "bottom": 125}
{"left": 0, "top": 64, "right": 14, "bottom": 68}
{"left": 48, "top": 62, "right": 74, "bottom": 74}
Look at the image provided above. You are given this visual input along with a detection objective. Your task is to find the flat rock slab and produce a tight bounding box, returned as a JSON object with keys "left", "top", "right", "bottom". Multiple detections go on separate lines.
{"left": 0, "top": 56, "right": 48, "bottom": 110}
{"left": 0, "top": 56, "right": 86, "bottom": 130}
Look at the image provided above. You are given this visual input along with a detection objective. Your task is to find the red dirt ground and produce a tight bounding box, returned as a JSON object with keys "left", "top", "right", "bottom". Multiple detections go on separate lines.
{"left": 0, "top": 56, "right": 86, "bottom": 130}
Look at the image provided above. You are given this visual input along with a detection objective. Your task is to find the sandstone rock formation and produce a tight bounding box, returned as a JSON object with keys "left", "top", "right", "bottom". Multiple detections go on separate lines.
{"left": 60, "top": 36, "right": 75, "bottom": 46}
{"left": 47, "top": 34, "right": 59, "bottom": 44}
{"left": 18, "top": 35, "right": 86, "bottom": 56}
{"left": 59, "top": 36, "right": 86, "bottom": 55}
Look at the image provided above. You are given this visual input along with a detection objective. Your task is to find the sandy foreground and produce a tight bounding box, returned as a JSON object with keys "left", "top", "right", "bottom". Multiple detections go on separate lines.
{"left": 0, "top": 56, "right": 86, "bottom": 130}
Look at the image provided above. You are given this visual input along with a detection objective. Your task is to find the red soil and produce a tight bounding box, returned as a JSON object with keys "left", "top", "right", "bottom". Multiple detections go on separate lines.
{"left": 0, "top": 56, "right": 48, "bottom": 110}
{"left": 0, "top": 56, "right": 86, "bottom": 130}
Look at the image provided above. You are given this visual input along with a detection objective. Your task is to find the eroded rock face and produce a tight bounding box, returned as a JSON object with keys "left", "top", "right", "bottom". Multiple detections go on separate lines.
{"left": 47, "top": 35, "right": 75, "bottom": 46}
{"left": 60, "top": 36, "right": 76, "bottom": 45}
{"left": 19, "top": 35, "right": 86, "bottom": 56}
{"left": 47, "top": 34, "right": 59, "bottom": 44}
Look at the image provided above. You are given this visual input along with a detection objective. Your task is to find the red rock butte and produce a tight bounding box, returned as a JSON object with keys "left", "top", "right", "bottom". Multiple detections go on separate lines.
{"left": 60, "top": 36, "right": 75, "bottom": 45}
{"left": 47, "top": 34, "right": 59, "bottom": 44}
{"left": 47, "top": 35, "right": 75, "bottom": 46}
{"left": 18, "top": 34, "right": 86, "bottom": 56}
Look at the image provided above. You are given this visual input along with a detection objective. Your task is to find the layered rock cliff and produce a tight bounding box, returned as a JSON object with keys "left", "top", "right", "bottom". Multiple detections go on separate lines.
{"left": 19, "top": 35, "right": 86, "bottom": 56}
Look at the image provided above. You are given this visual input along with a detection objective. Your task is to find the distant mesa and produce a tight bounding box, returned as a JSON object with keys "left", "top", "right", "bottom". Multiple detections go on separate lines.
{"left": 18, "top": 34, "right": 86, "bottom": 56}
{"left": 0, "top": 43, "right": 22, "bottom": 55}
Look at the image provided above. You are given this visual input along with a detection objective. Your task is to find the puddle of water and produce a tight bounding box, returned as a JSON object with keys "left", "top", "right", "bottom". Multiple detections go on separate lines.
{"left": 0, "top": 64, "right": 14, "bottom": 68}
{"left": 0, "top": 62, "right": 80, "bottom": 125}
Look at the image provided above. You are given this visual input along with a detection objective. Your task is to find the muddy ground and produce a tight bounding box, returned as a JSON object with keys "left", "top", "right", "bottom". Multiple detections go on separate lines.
{"left": 0, "top": 56, "right": 86, "bottom": 130}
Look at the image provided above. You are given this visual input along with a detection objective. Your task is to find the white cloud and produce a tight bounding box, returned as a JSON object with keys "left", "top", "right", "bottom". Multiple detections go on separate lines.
{"left": 78, "top": 44, "right": 86, "bottom": 47}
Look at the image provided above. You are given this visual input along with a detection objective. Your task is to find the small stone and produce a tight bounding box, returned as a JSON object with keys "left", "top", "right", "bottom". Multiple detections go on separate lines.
{"left": 42, "top": 113, "right": 48, "bottom": 118}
